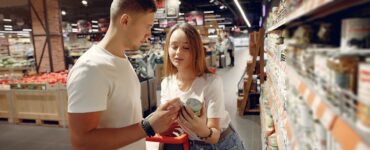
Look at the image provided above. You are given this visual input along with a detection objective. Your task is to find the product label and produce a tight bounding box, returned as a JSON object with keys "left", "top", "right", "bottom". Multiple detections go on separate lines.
{"left": 358, "top": 63, "right": 370, "bottom": 105}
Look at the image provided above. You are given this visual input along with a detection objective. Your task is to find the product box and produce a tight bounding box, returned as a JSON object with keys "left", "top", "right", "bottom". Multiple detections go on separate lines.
{"left": 358, "top": 63, "right": 370, "bottom": 105}
{"left": 357, "top": 63, "right": 370, "bottom": 130}
{"left": 314, "top": 55, "right": 331, "bottom": 83}
{"left": 341, "top": 18, "right": 370, "bottom": 50}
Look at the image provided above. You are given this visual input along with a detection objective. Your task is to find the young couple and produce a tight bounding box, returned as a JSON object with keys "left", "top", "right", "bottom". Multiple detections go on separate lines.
{"left": 67, "top": 0, "right": 244, "bottom": 149}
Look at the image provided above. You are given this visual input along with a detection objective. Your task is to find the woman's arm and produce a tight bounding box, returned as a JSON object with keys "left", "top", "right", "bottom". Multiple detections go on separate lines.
{"left": 179, "top": 105, "right": 221, "bottom": 144}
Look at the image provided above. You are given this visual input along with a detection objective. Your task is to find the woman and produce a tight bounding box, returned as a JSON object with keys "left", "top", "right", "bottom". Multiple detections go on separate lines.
{"left": 160, "top": 23, "right": 245, "bottom": 150}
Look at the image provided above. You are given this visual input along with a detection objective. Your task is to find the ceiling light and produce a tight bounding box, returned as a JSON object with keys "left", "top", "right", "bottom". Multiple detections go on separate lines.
{"left": 23, "top": 29, "right": 32, "bottom": 32}
{"left": 259, "top": 17, "right": 262, "bottom": 27}
{"left": 218, "top": 22, "right": 232, "bottom": 25}
{"left": 204, "top": 11, "right": 214, "bottom": 14}
{"left": 205, "top": 15, "right": 221, "bottom": 18}
{"left": 61, "top": 10, "right": 66, "bottom": 16}
{"left": 234, "top": 0, "right": 251, "bottom": 27}
{"left": 91, "top": 20, "right": 98, "bottom": 24}
{"left": 154, "top": 28, "right": 164, "bottom": 31}
{"left": 82, "top": 0, "right": 88, "bottom": 6}
{"left": 4, "top": 25, "right": 12, "bottom": 28}
{"left": 179, "top": 12, "right": 184, "bottom": 16}
{"left": 3, "top": 19, "right": 12, "bottom": 22}
{"left": 4, "top": 28, "right": 12, "bottom": 31}
{"left": 209, "top": 0, "right": 214, "bottom": 3}
{"left": 205, "top": 18, "right": 225, "bottom": 21}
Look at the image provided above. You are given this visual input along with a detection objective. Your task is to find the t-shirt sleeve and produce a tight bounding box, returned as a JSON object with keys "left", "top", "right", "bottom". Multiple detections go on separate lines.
{"left": 205, "top": 75, "right": 225, "bottom": 118}
{"left": 67, "top": 62, "right": 110, "bottom": 113}
{"left": 160, "top": 78, "right": 170, "bottom": 105}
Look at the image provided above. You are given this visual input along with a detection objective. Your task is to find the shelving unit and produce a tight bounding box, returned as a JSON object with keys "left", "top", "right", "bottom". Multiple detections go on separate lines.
{"left": 262, "top": 0, "right": 370, "bottom": 149}
{"left": 238, "top": 28, "right": 265, "bottom": 115}
{"left": 266, "top": 0, "right": 370, "bottom": 33}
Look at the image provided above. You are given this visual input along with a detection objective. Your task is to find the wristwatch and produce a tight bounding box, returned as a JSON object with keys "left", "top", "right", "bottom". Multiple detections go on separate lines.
{"left": 141, "top": 119, "right": 155, "bottom": 137}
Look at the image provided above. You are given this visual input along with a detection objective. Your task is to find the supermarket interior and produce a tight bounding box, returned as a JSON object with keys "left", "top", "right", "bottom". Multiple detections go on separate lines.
{"left": 0, "top": 0, "right": 370, "bottom": 150}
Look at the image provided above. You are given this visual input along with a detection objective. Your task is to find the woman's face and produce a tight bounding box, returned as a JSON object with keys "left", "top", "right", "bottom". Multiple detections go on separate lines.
{"left": 168, "top": 29, "right": 193, "bottom": 70}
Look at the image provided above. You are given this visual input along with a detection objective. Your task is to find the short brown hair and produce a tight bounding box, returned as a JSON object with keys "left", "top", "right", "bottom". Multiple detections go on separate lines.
{"left": 163, "top": 23, "right": 211, "bottom": 77}
{"left": 110, "top": 0, "right": 157, "bottom": 20}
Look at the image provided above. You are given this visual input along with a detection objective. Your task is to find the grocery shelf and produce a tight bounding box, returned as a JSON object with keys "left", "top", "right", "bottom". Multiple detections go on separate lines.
{"left": 284, "top": 63, "right": 370, "bottom": 149}
{"left": 266, "top": 74, "right": 292, "bottom": 150}
{"left": 259, "top": 93, "right": 269, "bottom": 150}
{"left": 265, "top": 49, "right": 370, "bottom": 149}
{"left": 266, "top": 0, "right": 370, "bottom": 33}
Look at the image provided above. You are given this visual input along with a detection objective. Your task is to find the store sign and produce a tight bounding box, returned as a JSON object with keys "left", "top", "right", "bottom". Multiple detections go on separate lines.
{"left": 157, "top": 0, "right": 165, "bottom": 9}
{"left": 185, "top": 11, "right": 204, "bottom": 26}
{"left": 155, "top": 9, "right": 166, "bottom": 19}
{"left": 166, "top": 0, "right": 179, "bottom": 18}
{"left": 159, "top": 19, "right": 167, "bottom": 28}
{"left": 167, "top": 18, "right": 177, "bottom": 28}
{"left": 77, "top": 20, "right": 92, "bottom": 33}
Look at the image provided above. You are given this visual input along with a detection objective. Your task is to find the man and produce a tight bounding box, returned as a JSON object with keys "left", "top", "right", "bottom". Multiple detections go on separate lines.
{"left": 224, "top": 34, "right": 234, "bottom": 67}
{"left": 67, "top": 0, "right": 181, "bottom": 150}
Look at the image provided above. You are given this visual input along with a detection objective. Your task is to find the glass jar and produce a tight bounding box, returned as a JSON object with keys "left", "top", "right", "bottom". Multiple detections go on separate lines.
{"left": 327, "top": 56, "right": 359, "bottom": 93}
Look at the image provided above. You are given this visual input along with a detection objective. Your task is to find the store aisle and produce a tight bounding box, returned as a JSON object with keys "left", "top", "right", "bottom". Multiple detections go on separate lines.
{"left": 0, "top": 122, "right": 71, "bottom": 150}
{"left": 217, "top": 46, "right": 262, "bottom": 150}
{"left": 0, "top": 46, "right": 261, "bottom": 150}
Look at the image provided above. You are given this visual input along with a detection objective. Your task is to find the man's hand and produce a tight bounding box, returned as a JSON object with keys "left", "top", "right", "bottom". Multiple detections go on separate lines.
{"left": 148, "top": 98, "right": 181, "bottom": 134}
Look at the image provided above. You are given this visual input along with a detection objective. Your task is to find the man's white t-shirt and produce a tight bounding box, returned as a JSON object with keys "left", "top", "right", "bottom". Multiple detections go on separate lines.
{"left": 160, "top": 74, "right": 231, "bottom": 140}
{"left": 67, "top": 45, "right": 145, "bottom": 150}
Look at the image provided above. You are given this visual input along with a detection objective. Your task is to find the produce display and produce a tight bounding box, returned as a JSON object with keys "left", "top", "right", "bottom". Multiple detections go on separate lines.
{"left": 0, "top": 56, "right": 30, "bottom": 68}
{"left": 0, "top": 70, "right": 68, "bottom": 90}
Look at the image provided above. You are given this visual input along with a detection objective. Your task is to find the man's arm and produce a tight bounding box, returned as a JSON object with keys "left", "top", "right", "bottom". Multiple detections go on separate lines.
{"left": 69, "top": 112, "right": 146, "bottom": 150}
{"left": 68, "top": 98, "right": 181, "bottom": 150}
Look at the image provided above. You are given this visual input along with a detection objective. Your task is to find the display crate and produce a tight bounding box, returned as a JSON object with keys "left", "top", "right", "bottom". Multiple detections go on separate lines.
{"left": 12, "top": 90, "right": 66, "bottom": 127}
{"left": 0, "top": 90, "right": 14, "bottom": 123}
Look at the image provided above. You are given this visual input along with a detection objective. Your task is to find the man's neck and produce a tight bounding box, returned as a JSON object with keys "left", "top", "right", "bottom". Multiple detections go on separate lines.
{"left": 97, "top": 28, "right": 128, "bottom": 58}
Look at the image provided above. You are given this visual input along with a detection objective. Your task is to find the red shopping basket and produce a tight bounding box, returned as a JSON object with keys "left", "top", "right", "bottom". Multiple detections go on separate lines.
{"left": 145, "top": 123, "right": 189, "bottom": 150}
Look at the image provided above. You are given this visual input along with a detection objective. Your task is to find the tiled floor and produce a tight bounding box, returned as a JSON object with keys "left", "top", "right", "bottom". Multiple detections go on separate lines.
{"left": 0, "top": 45, "right": 261, "bottom": 150}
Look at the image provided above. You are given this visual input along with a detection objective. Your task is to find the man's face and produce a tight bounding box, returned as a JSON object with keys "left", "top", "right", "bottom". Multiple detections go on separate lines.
{"left": 124, "top": 12, "right": 154, "bottom": 50}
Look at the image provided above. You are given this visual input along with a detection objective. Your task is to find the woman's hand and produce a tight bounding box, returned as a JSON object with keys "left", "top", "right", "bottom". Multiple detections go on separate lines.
{"left": 179, "top": 103, "right": 210, "bottom": 137}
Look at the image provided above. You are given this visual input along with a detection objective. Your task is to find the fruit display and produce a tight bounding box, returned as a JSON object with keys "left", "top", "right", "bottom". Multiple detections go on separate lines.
{"left": 0, "top": 70, "right": 68, "bottom": 90}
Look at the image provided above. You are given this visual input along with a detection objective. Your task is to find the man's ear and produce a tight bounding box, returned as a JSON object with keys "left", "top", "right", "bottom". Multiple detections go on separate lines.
{"left": 119, "top": 14, "right": 129, "bottom": 29}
